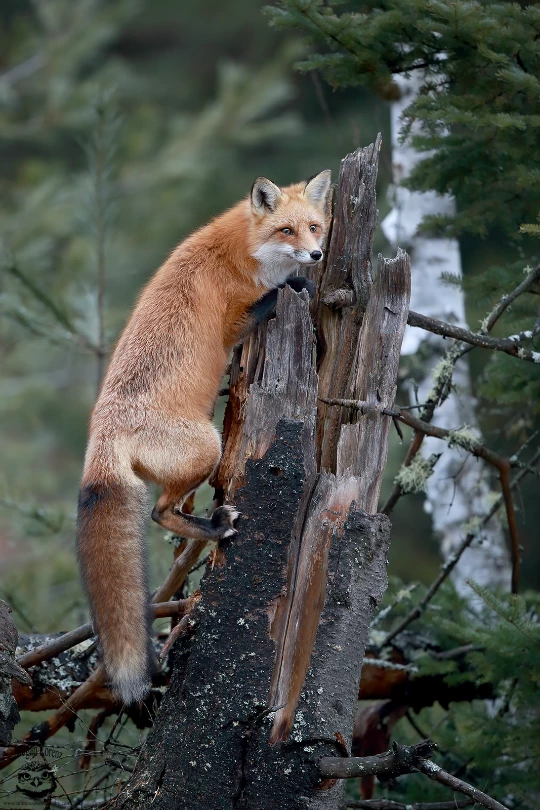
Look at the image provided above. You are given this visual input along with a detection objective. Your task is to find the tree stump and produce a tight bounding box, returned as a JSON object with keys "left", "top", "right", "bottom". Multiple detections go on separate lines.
{"left": 113, "top": 138, "right": 411, "bottom": 810}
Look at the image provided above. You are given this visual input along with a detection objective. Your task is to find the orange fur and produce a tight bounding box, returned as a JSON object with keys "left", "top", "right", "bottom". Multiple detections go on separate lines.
{"left": 76, "top": 171, "right": 332, "bottom": 704}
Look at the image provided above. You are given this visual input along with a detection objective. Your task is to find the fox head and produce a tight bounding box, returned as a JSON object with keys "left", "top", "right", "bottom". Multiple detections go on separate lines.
{"left": 250, "top": 170, "right": 332, "bottom": 288}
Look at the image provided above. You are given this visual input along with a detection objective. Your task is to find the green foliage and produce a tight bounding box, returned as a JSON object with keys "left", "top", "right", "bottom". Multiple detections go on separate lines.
{"left": 266, "top": 2, "right": 540, "bottom": 435}
{"left": 266, "top": 0, "right": 540, "bottom": 238}
{"left": 520, "top": 212, "right": 540, "bottom": 238}
{"left": 370, "top": 578, "right": 540, "bottom": 809}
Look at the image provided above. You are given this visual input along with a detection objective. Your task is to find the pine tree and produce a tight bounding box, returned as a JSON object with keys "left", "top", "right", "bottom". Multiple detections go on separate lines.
{"left": 265, "top": 0, "right": 540, "bottom": 412}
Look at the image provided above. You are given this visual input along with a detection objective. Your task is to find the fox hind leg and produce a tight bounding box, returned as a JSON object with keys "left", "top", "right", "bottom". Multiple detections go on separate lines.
{"left": 152, "top": 497, "right": 239, "bottom": 541}
{"left": 143, "top": 421, "right": 239, "bottom": 541}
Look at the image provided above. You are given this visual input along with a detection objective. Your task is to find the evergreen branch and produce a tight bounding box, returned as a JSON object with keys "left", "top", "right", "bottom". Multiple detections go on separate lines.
{"left": 1, "top": 52, "right": 45, "bottom": 84}
{"left": 82, "top": 90, "right": 121, "bottom": 393}
{"left": 6, "top": 262, "right": 79, "bottom": 336}
{"left": 379, "top": 446, "right": 540, "bottom": 649}
{"left": 94, "top": 105, "right": 107, "bottom": 394}
{"left": 0, "top": 496, "right": 65, "bottom": 533}
{"left": 4, "top": 261, "right": 98, "bottom": 352}
{"left": 466, "top": 581, "right": 540, "bottom": 650}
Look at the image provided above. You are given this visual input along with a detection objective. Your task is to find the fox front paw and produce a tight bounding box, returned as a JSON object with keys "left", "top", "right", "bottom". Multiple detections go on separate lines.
{"left": 285, "top": 275, "right": 316, "bottom": 299}
{"left": 211, "top": 504, "right": 240, "bottom": 539}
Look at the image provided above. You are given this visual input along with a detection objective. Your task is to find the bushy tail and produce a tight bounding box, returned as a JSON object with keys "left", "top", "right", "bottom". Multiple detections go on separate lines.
{"left": 77, "top": 471, "right": 152, "bottom": 704}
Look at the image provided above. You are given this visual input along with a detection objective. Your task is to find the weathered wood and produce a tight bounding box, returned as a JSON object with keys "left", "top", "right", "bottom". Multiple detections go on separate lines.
{"left": 215, "top": 286, "right": 318, "bottom": 498}
{"left": 316, "top": 136, "right": 382, "bottom": 472}
{"left": 267, "top": 257, "right": 411, "bottom": 743}
{"left": 0, "top": 600, "right": 31, "bottom": 745}
{"left": 337, "top": 249, "right": 411, "bottom": 507}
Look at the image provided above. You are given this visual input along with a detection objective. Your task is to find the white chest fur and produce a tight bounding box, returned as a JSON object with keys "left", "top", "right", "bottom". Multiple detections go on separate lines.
{"left": 252, "top": 243, "right": 300, "bottom": 288}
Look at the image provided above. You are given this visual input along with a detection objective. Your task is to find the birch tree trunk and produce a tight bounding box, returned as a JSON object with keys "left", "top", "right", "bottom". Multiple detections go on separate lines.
{"left": 381, "top": 72, "right": 510, "bottom": 592}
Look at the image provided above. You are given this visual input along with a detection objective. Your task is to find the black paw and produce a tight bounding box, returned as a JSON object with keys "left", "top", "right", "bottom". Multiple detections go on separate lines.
{"left": 211, "top": 505, "right": 240, "bottom": 539}
{"left": 285, "top": 276, "right": 316, "bottom": 299}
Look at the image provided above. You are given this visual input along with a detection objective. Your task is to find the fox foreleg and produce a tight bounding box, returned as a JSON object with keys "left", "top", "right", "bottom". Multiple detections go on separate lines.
{"left": 236, "top": 275, "right": 315, "bottom": 342}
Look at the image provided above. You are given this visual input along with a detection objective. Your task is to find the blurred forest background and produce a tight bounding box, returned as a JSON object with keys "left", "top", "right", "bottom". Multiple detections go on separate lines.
{"left": 0, "top": 0, "right": 538, "bottom": 647}
{"left": 0, "top": 0, "right": 412, "bottom": 639}
{"left": 1, "top": 2, "right": 540, "bottom": 807}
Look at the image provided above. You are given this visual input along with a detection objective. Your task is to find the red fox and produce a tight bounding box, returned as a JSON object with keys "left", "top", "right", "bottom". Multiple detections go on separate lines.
{"left": 77, "top": 170, "right": 332, "bottom": 704}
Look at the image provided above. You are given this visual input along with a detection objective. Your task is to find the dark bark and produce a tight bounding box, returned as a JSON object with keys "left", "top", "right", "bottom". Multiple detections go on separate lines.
{"left": 0, "top": 600, "right": 31, "bottom": 745}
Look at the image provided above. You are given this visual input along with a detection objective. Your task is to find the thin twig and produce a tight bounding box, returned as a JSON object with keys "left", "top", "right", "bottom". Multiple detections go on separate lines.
{"left": 159, "top": 614, "right": 192, "bottom": 661}
{"left": 152, "top": 539, "right": 208, "bottom": 602}
{"left": 2, "top": 540, "right": 204, "bottom": 769}
{"left": 419, "top": 759, "right": 508, "bottom": 810}
{"left": 499, "top": 464, "right": 520, "bottom": 594}
{"left": 320, "top": 396, "right": 522, "bottom": 590}
{"left": 380, "top": 447, "right": 540, "bottom": 648}
{"left": 17, "top": 600, "right": 190, "bottom": 669}
{"left": 407, "top": 309, "right": 540, "bottom": 363}
{"left": 343, "top": 800, "right": 473, "bottom": 810}
{"left": 482, "top": 263, "right": 540, "bottom": 333}
{"left": 381, "top": 264, "right": 540, "bottom": 516}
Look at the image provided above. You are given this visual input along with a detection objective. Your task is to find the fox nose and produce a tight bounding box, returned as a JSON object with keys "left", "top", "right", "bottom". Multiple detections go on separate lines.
{"left": 310, "top": 250, "right": 323, "bottom": 261}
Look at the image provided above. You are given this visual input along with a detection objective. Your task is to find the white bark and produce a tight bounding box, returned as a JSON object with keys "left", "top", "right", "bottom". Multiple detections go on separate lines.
{"left": 382, "top": 73, "right": 510, "bottom": 593}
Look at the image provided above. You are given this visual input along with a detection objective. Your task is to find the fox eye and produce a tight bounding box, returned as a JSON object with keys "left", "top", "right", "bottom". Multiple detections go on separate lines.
{"left": 281, "top": 227, "right": 294, "bottom": 236}
{"left": 309, "top": 224, "right": 318, "bottom": 232}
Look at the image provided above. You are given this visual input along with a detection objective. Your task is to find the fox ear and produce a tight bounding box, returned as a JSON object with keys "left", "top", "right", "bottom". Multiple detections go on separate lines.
{"left": 304, "top": 170, "right": 332, "bottom": 210}
{"left": 251, "top": 177, "right": 282, "bottom": 215}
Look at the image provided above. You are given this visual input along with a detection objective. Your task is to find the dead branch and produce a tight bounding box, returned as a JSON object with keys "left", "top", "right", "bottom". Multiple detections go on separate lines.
{"left": 418, "top": 759, "right": 508, "bottom": 810}
{"left": 380, "top": 446, "right": 540, "bottom": 648}
{"left": 17, "top": 599, "right": 192, "bottom": 669}
{"left": 319, "top": 739, "right": 436, "bottom": 779}
{"left": 320, "top": 741, "right": 509, "bottom": 810}
{"left": 381, "top": 264, "right": 540, "bottom": 517}
{"left": 342, "top": 801, "right": 473, "bottom": 810}
{"left": 2, "top": 589, "right": 200, "bottom": 768}
{"left": 320, "top": 396, "right": 522, "bottom": 590}
{"left": 10, "top": 641, "right": 495, "bottom": 715}
{"left": 407, "top": 310, "right": 540, "bottom": 362}
{"left": 152, "top": 540, "right": 208, "bottom": 602}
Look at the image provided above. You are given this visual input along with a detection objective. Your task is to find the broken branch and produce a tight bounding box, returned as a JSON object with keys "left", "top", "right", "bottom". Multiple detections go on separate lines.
{"left": 320, "top": 741, "right": 509, "bottom": 810}
{"left": 380, "top": 447, "right": 540, "bottom": 648}
{"left": 17, "top": 599, "right": 191, "bottom": 669}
